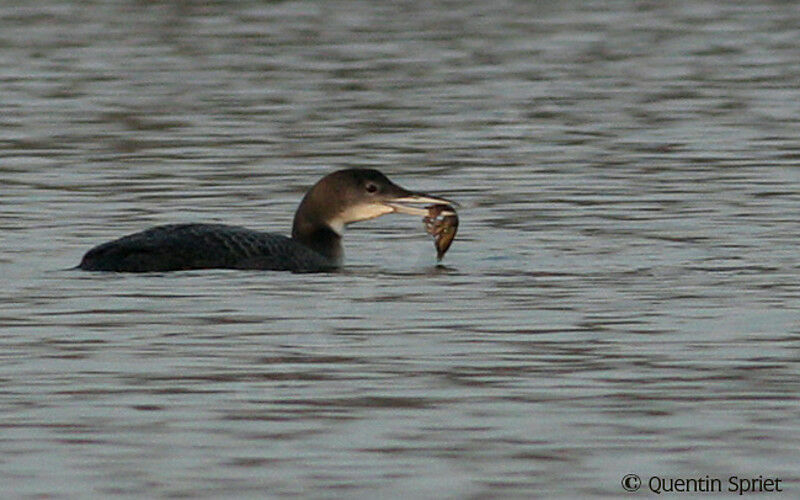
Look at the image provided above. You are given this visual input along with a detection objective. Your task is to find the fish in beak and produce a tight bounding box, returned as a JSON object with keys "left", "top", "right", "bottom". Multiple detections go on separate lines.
{"left": 386, "top": 192, "right": 458, "bottom": 217}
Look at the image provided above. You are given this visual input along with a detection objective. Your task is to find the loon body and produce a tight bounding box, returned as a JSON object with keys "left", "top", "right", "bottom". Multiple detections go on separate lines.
{"left": 78, "top": 169, "right": 452, "bottom": 273}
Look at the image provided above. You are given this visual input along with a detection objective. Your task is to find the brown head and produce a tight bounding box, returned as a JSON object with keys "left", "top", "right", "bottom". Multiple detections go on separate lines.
{"left": 291, "top": 169, "right": 453, "bottom": 262}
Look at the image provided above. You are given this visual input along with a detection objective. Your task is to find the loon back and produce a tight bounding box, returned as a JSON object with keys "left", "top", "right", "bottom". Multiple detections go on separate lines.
{"left": 78, "top": 224, "right": 336, "bottom": 273}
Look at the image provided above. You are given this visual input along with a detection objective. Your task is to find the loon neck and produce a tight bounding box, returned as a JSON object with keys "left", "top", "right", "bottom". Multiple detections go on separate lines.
{"left": 291, "top": 175, "right": 347, "bottom": 264}
{"left": 291, "top": 220, "right": 343, "bottom": 264}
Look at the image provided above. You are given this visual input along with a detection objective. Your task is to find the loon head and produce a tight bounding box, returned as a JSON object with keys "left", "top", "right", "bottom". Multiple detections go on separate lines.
{"left": 291, "top": 168, "right": 454, "bottom": 262}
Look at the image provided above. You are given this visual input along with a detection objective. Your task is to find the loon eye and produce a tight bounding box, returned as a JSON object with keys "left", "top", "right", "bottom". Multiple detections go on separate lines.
{"left": 365, "top": 183, "right": 378, "bottom": 194}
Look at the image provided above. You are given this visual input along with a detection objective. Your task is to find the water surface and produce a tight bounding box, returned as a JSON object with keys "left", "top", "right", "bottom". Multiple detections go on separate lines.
{"left": 2, "top": 1, "right": 799, "bottom": 497}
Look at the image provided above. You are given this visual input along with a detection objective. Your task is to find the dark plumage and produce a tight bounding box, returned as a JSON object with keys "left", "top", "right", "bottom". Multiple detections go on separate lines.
{"left": 78, "top": 223, "right": 334, "bottom": 272}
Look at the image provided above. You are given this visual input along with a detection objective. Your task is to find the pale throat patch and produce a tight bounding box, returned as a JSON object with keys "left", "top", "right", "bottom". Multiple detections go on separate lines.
{"left": 327, "top": 203, "right": 394, "bottom": 235}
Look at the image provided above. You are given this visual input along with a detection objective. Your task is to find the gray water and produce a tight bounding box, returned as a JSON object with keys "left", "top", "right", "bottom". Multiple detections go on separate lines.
{"left": 2, "top": 1, "right": 799, "bottom": 498}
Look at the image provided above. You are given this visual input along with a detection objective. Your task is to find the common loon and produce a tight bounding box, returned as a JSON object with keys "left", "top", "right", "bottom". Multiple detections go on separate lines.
{"left": 78, "top": 169, "right": 454, "bottom": 273}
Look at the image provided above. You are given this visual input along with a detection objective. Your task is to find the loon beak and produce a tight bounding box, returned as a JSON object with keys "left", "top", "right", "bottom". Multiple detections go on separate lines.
{"left": 386, "top": 192, "right": 457, "bottom": 217}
